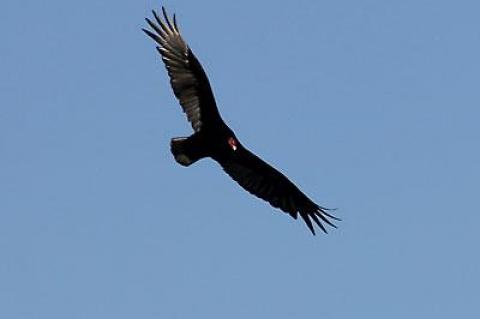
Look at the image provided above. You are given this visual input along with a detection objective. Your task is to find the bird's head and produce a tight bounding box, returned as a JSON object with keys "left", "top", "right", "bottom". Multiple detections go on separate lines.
{"left": 227, "top": 137, "right": 238, "bottom": 151}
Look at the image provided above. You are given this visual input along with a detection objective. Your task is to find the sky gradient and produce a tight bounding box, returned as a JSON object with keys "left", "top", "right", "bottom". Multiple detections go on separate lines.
{"left": 1, "top": 0, "right": 479, "bottom": 318}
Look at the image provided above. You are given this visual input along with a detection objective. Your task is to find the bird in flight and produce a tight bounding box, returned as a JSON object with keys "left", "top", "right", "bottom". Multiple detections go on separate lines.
{"left": 142, "top": 7, "right": 340, "bottom": 234}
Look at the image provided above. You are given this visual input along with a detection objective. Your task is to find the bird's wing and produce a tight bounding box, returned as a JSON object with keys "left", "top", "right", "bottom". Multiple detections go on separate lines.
{"left": 143, "top": 7, "right": 223, "bottom": 132}
{"left": 218, "top": 146, "right": 340, "bottom": 235}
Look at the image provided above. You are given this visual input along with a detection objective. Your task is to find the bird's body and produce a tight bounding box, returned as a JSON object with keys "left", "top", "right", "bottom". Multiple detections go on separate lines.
{"left": 143, "top": 7, "right": 340, "bottom": 234}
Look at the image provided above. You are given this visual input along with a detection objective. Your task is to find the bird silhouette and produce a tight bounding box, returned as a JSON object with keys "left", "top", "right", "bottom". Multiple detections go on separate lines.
{"left": 143, "top": 7, "right": 340, "bottom": 234}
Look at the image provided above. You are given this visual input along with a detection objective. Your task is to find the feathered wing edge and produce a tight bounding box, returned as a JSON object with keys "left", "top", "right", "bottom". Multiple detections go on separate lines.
{"left": 142, "top": 7, "right": 218, "bottom": 132}
{"left": 298, "top": 204, "right": 340, "bottom": 235}
{"left": 219, "top": 150, "right": 340, "bottom": 235}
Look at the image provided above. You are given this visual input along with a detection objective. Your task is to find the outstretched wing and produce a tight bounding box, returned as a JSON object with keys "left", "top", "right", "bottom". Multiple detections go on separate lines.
{"left": 143, "top": 7, "right": 223, "bottom": 132}
{"left": 218, "top": 147, "right": 340, "bottom": 235}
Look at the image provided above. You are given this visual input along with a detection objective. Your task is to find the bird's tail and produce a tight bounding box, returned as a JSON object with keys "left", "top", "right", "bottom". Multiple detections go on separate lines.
{"left": 170, "top": 136, "right": 205, "bottom": 167}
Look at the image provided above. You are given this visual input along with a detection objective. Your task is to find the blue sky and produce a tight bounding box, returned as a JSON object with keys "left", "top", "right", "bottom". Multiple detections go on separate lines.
{"left": 1, "top": 0, "right": 479, "bottom": 318}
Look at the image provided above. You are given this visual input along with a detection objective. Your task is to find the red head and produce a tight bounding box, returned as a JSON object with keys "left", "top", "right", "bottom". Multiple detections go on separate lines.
{"left": 228, "top": 137, "right": 238, "bottom": 151}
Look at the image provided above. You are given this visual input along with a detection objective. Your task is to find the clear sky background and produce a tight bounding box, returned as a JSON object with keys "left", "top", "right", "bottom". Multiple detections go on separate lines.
{"left": 1, "top": 0, "right": 479, "bottom": 318}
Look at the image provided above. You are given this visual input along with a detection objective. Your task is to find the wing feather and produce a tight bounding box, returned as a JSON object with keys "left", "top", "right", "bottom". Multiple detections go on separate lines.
{"left": 143, "top": 7, "right": 223, "bottom": 131}
{"left": 218, "top": 146, "right": 339, "bottom": 235}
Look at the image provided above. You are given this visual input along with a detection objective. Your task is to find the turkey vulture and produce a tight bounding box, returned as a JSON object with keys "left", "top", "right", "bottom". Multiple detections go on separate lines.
{"left": 142, "top": 7, "right": 340, "bottom": 234}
